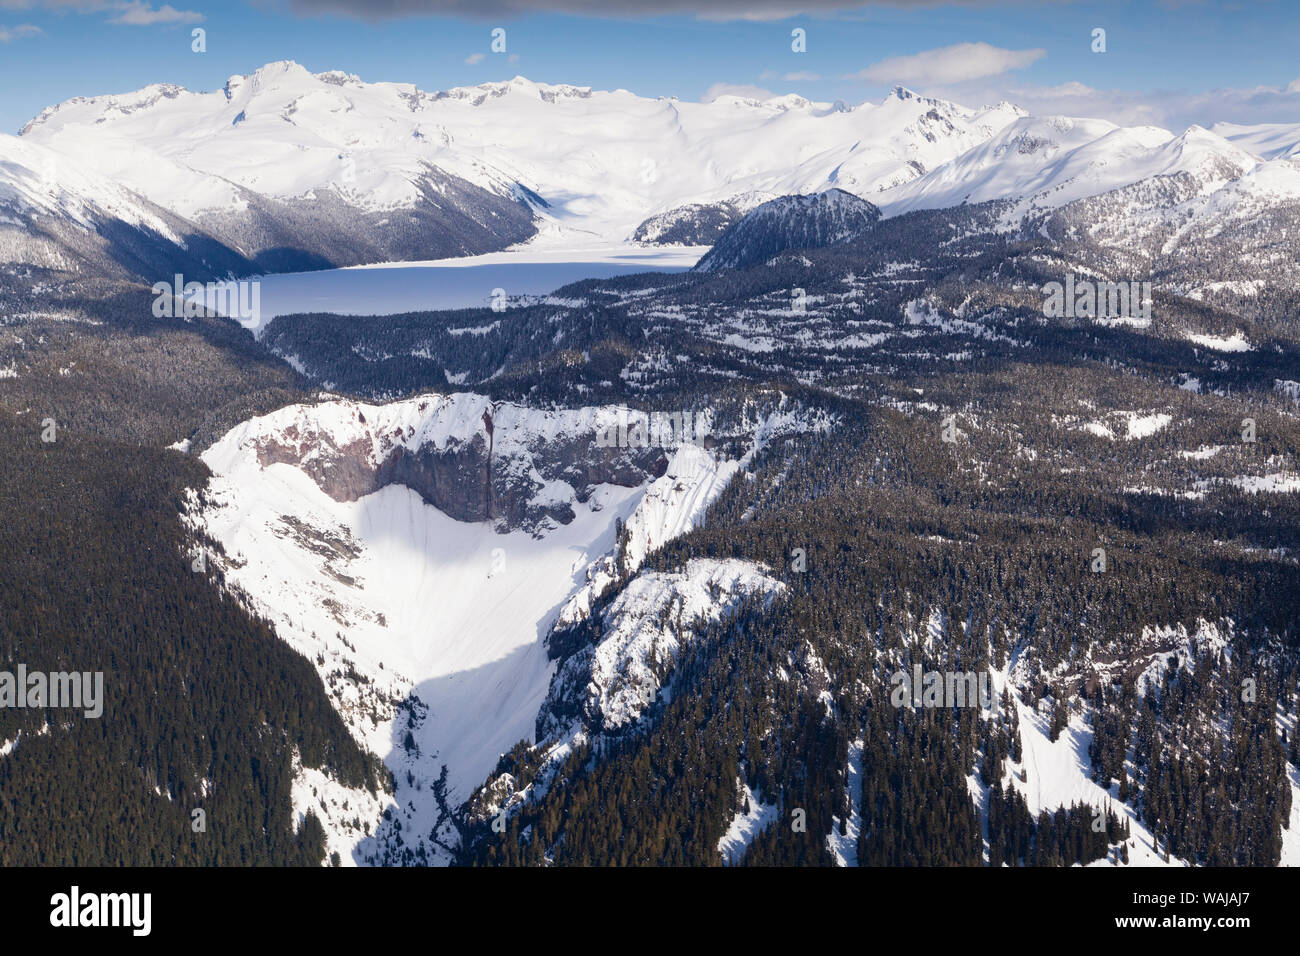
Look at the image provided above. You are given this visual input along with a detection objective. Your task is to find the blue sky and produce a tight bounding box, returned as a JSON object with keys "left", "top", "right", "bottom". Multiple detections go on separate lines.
{"left": 2, "top": 1, "right": 1299, "bottom": 134}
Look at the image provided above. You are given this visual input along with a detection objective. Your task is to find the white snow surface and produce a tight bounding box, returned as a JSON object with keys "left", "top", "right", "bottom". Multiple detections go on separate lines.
{"left": 718, "top": 780, "right": 781, "bottom": 865}
{"left": 1228, "top": 473, "right": 1300, "bottom": 494}
{"left": 290, "top": 750, "right": 387, "bottom": 868}
{"left": 1184, "top": 329, "right": 1254, "bottom": 352}
{"left": 586, "top": 558, "right": 785, "bottom": 732}
{"left": 1124, "top": 412, "right": 1172, "bottom": 440}
{"left": 1213, "top": 121, "right": 1300, "bottom": 160}
{"left": 0, "top": 133, "right": 176, "bottom": 235}
{"left": 1073, "top": 410, "right": 1172, "bottom": 442}
{"left": 879, "top": 118, "right": 1256, "bottom": 221}
{"left": 991, "top": 662, "right": 1186, "bottom": 868}
{"left": 826, "top": 739, "right": 864, "bottom": 866}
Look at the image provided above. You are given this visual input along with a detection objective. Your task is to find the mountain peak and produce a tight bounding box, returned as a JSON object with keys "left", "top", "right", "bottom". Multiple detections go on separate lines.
{"left": 886, "top": 85, "right": 921, "bottom": 102}
{"left": 695, "top": 188, "right": 881, "bottom": 272}
{"left": 223, "top": 60, "right": 313, "bottom": 101}
{"left": 983, "top": 100, "right": 1029, "bottom": 118}
{"left": 234, "top": 59, "right": 310, "bottom": 85}
{"left": 879, "top": 85, "right": 968, "bottom": 117}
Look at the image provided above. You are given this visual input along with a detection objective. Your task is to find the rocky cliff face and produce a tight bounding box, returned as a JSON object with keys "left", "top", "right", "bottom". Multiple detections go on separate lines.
{"left": 230, "top": 393, "right": 680, "bottom": 534}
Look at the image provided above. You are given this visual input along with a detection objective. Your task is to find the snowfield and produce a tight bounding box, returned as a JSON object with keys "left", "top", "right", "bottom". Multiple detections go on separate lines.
{"left": 719, "top": 779, "right": 782, "bottom": 865}
{"left": 1185, "top": 330, "right": 1254, "bottom": 352}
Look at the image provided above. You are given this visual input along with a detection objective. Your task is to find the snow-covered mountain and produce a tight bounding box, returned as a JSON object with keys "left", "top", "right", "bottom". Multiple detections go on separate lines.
{"left": 1212, "top": 121, "right": 1300, "bottom": 160}
{"left": 0, "top": 133, "right": 176, "bottom": 238}
{"left": 1018, "top": 133, "right": 1300, "bottom": 306}
{"left": 17, "top": 60, "right": 1300, "bottom": 284}
{"left": 20, "top": 63, "right": 1023, "bottom": 258}
{"left": 205, "top": 391, "right": 679, "bottom": 534}
{"left": 0, "top": 132, "right": 249, "bottom": 281}
{"left": 632, "top": 191, "right": 776, "bottom": 246}
{"left": 877, "top": 116, "right": 1259, "bottom": 221}
{"left": 695, "top": 188, "right": 881, "bottom": 271}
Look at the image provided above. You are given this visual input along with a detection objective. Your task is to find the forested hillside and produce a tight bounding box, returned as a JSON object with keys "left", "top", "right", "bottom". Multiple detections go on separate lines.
{"left": 0, "top": 288, "right": 384, "bottom": 865}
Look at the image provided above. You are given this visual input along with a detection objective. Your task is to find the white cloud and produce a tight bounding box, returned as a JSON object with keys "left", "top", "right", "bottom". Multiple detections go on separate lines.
{"left": 702, "top": 81, "right": 776, "bottom": 102}
{"left": 0, "top": 2, "right": 203, "bottom": 23}
{"left": 929, "top": 77, "right": 1300, "bottom": 131}
{"left": 464, "top": 51, "right": 485, "bottom": 64}
{"left": 0, "top": 22, "right": 40, "bottom": 40}
{"left": 784, "top": 71, "right": 820, "bottom": 81}
{"left": 0, "top": 2, "right": 101, "bottom": 9}
{"left": 109, "top": 2, "right": 203, "bottom": 25}
{"left": 849, "top": 41, "right": 1045, "bottom": 87}
{"left": 285, "top": 0, "right": 1051, "bottom": 23}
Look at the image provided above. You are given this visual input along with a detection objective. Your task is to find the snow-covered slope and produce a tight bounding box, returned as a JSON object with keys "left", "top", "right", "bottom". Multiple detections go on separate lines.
{"left": 632, "top": 191, "right": 775, "bottom": 246}
{"left": 1212, "top": 121, "right": 1300, "bottom": 160}
{"left": 878, "top": 116, "right": 1256, "bottom": 222}
{"left": 1039, "top": 138, "right": 1300, "bottom": 293}
{"left": 0, "top": 132, "right": 178, "bottom": 237}
{"left": 21, "top": 64, "right": 1023, "bottom": 251}
{"left": 0, "top": 132, "right": 248, "bottom": 279}
{"left": 551, "top": 557, "right": 786, "bottom": 736}
{"left": 476, "top": 554, "right": 787, "bottom": 830}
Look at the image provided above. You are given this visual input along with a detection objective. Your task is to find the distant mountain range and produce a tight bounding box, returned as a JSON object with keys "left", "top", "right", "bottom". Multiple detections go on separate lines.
{"left": 6, "top": 61, "right": 1300, "bottom": 286}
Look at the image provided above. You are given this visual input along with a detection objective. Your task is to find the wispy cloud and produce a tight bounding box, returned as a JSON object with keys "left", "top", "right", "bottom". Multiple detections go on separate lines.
{"left": 284, "top": 0, "right": 1057, "bottom": 23}
{"left": 0, "top": 22, "right": 40, "bottom": 40}
{"left": 702, "top": 81, "right": 775, "bottom": 102}
{"left": 0, "top": 1, "right": 202, "bottom": 24}
{"left": 109, "top": 2, "right": 202, "bottom": 25}
{"left": 1012, "top": 79, "right": 1300, "bottom": 130}
{"left": 848, "top": 42, "right": 1045, "bottom": 87}
{"left": 465, "top": 51, "right": 485, "bottom": 64}
{"left": 906, "top": 76, "right": 1300, "bottom": 132}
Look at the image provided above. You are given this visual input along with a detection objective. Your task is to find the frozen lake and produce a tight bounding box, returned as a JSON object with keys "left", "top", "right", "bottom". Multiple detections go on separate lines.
{"left": 196, "top": 244, "right": 707, "bottom": 337}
